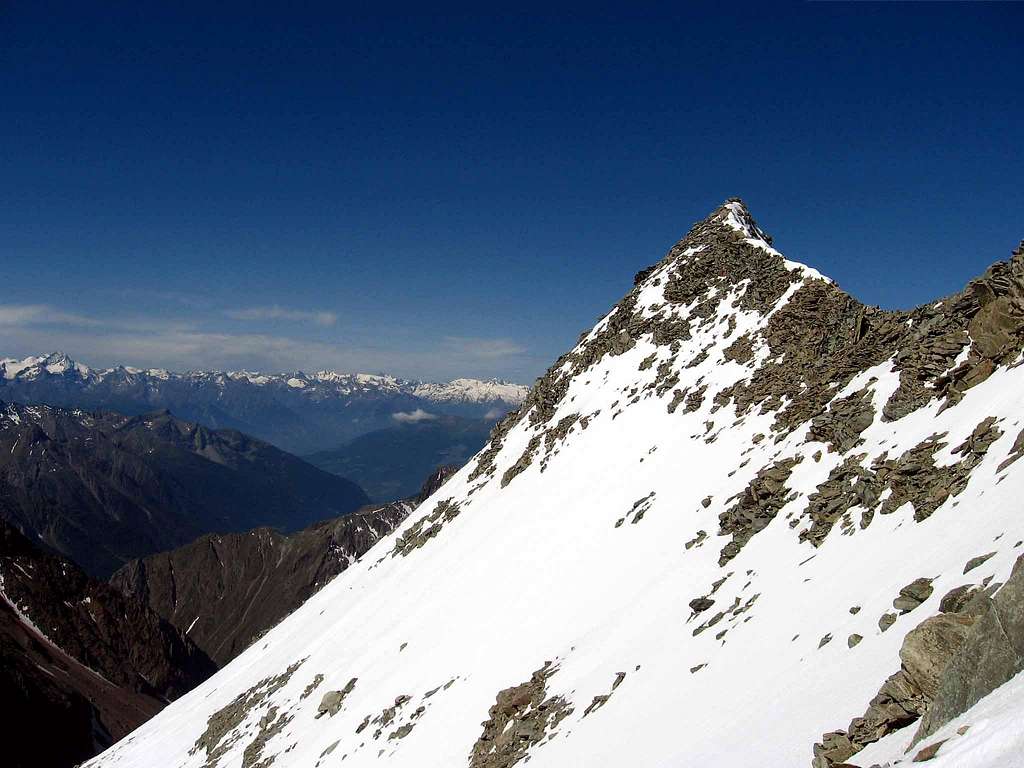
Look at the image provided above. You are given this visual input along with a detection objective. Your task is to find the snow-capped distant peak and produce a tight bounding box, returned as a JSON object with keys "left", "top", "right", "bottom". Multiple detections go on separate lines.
{"left": 1, "top": 352, "right": 91, "bottom": 380}
{"left": 0, "top": 354, "right": 527, "bottom": 404}
{"left": 413, "top": 377, "right": 529, "bottom": 404}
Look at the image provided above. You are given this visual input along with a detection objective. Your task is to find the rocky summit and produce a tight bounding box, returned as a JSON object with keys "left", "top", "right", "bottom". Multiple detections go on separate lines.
{"left": 85, "top": 201, "right": 1024, "bottom": 768}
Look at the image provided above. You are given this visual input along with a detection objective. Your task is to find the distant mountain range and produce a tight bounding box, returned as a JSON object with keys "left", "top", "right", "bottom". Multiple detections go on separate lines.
{"left": 0, "top": 353, "right": 527, "bottom": 454}
{"left": 306, "top": 415, "right": 495, "bottom": 501}
{"left": 0, "top": 402, "right": 369, "bottom": 577}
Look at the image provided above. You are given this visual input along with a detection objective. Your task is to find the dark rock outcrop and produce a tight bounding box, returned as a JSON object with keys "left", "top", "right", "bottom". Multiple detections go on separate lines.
{"left": 469, "top": 663, "right": 574, "bottom": 768}
{"left": 718, "top": 457, "right": 802, "bottom": 564}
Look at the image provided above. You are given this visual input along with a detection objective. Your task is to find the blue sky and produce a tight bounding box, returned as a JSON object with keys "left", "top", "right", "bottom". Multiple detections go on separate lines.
{"left": 2, "top": 2, "right": 1021, "bottom": 382}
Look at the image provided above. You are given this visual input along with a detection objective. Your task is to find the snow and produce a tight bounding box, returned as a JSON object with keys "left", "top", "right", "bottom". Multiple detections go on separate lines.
{"left": 84, "top": 210, "right": 1024, "bottom": 768}
{"left": 412, "top": 378, "right": 529, "bottom": 404}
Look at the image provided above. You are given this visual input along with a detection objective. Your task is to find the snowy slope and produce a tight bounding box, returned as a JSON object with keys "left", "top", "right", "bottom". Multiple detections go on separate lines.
{"left": 87, "top": 201, "right": 1024, "bottom": 768}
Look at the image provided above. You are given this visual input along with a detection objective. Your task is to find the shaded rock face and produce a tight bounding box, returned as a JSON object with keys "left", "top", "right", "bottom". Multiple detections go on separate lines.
{"left": 916, "top": 555, "right": 1024, "bottom": 742}
{"left": 0, "top": 402, "right": 369, "bottom": 577}
{"left": 112, "top": 467, "right": 454, "bottom": 666}
{"left": 811, "top": 554, "right": 1024, "bottom": 766}
{"left": 0, "top": 520, "right": 215, "bottom": 768}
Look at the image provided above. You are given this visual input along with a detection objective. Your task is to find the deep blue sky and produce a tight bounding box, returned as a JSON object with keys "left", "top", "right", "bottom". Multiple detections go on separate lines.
{"left": 2, "top": 3, "right": 1021, "bottom": 382}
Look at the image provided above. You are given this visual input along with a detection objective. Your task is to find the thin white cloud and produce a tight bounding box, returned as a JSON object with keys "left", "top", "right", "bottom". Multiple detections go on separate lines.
{"left": 224, "top": 305, "right": 338, "bottom": 326}
{"left": 0, "top": 303, "right": 534, "bottom": 381}
{"left": 392, "top": 409, "right": 437, "bottom": 424}
{"left": 0, "top": 304, "right": 102, "bottom": 327}
{"left": 441, "top": 336, "right": 526, "bottom": 359}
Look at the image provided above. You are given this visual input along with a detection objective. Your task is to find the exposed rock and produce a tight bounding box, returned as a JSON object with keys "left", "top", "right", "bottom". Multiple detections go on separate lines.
{"left": 807, "top": 388, "right": 876, "bottom": 454}
{"left": 812, "top": 554, "right": 1024, "bottom": 765}
{"left": 900, "top": 614, "right": 977, "bottom": 701}
{"left": 582, "top": 672, "right": 626, "bottom": 717}
{"left": 719, "top": 457, "right": 802, "bottom": 564}
{"left": 501, "top": 435, "right": 543, "bottom": 488}
{"left": 914, "top": 554, "right": 1024, "bottom": 743}
{"left": 874, "top": 426, "right": 998, "bottom": 524}
{"left": 997, "top": 426, "right": 1024, "bottom": 472}
{"left": 963, "top": 551, "right": 997, "bottom": 574}
{"left": 894, "top": 578, "right": 935, "bottom": 614}
{"left": 301, "top": 674, "right": 324, "bottom": 701}
{"left": 912, "top": 739, "right": 947, "bottom": 762}
{"left": 800, "top": 454, "right": 877, "bottom": 546}
{"left": 939, "top": 585, "right": 981, "bottom": 614}
{"left": 689, "top": 597, "right": 715, "bottom": 615}
{"left": 802, "top": 419, "right": 1002, "bottom": 547}
{"left": 242, "top": 704, "right": 293, "bottom": 768}
{"left": 392, "top": 498, "right": 462, "bottom": 557}
{"left": 685, "top": 530, "right": 708, "bottom": 550}
{"left": 723, "top": 333, "right": 755, "bottom": 365}
{"left": 190, "top": 660, "right": 304, "bottom": 768}
{"left": 316, "top": 678, "right": 357, "bottom": 718}
{"left": 469, "top": 663, "right": 573, "bottom": 768}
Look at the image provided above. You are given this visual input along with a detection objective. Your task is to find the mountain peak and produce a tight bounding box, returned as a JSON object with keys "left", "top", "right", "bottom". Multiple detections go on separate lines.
{"left": 711, "top": 197, "right": 771, "bottom": 243}
{"left": 1, "top": 351, "right": 90, "bottom": 379}
{"left": 82, "top": 204, "right": 1024, "bottom": 768}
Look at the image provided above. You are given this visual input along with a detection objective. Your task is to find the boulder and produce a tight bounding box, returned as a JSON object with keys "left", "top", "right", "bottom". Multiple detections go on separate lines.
{"left": 894, "top": 578, "right": 934, "bottom": 613}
